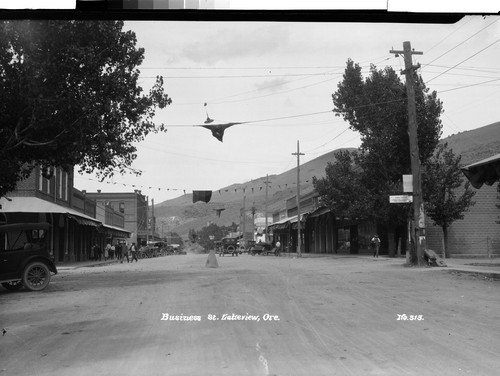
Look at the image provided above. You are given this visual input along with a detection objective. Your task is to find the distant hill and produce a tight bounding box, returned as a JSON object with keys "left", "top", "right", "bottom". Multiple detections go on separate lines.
{"left": 155, "top": 121, "right": 500, "bottom": 238}
{"left": 439, "top": 121, "right": 500, "bottom": 165}
{"left": 154, "top": 148, "right": 356, "bottom": 238}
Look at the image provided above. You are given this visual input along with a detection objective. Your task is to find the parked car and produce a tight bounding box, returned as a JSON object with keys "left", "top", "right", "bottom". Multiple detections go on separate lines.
{"left": 237, "top": 239, "right": 254, "bottom": 254}
{"left": 146, "top": 241, "right": 168, "bottom": 257}
{"left": 217, "top": 237, "right": 239, "bottom": 256}
{"left": 249, "top": 241, "right": 276, "bottom": 256}
{"left": 0, "top": 222, "right": 58, "bottom": 291}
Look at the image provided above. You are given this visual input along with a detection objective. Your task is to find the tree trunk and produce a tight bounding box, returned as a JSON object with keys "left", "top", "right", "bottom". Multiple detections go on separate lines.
{"left": 387, "top": 227, "right": 396, "bottom": 257}
{"left": 442, "top": 226, "right": 450, "bottom": 259}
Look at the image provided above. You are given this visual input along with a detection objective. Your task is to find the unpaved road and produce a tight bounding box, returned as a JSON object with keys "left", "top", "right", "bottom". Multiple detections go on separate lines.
{"left": 1, "top": 253, "right": 499, "bottom": 376}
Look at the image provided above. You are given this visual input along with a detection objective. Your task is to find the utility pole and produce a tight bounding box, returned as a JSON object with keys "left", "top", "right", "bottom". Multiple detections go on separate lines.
{"left": 251, "top": 202, "right": 256, "bottom": 241}
{"left": 241, "top": 195, "right": 246, "bottom": 239}
{"left": 146, "top": 195, "right": 149, "bottom": 244}
{"left": 390, "top": 41, "right": 427, "bottom": 265}
{"left": 151, "top": 198, "right": 155, "bottom": 241}
{"left": 292, "top": 140, "right": 304, "bottom": 257}
{"left": 263, "top": 174, "right": 271, "bottom": 242}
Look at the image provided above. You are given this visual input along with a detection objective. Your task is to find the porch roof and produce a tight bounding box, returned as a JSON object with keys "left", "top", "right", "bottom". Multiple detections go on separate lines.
{"left": 461, "top": 153, "right": 500, "bottom": 189}
{"left": 307, "top": 207, "right": 331, "bottom": 218}
{"left": 0, "top": 196, "right": 101, "bottom": 227}
{"left": 101, "top": 223, "right": 131, "bottom": 237}
{"left": 268, "top": 212, "right": 309, "bottom": 230}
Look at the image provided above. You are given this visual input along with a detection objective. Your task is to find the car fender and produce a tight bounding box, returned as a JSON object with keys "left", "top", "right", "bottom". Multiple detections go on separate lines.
{"left": 20, "top": 256, "right": 58, "bottom": 275}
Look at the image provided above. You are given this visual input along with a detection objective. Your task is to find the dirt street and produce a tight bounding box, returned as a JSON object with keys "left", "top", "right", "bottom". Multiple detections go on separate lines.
{"left": 1, "top": 253, "right": 499, "bottom": 376}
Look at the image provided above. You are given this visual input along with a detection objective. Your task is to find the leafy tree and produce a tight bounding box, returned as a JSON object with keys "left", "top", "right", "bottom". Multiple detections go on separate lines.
{"left": 0, "top": 20, "right": 172, "bottom": 197}
{"left": 193, "top": 222, "right": 240, "bottom": 251}
{"left": 313, "top": 150, "right": 371, "bottom": 219}
{"left": 197, "top": 223, "right": 226, "bottom": 250}
{"left": 188, "top": 228, "right": 198, "bottom": 243}
{"left": 323, "top": 59, "right": 443, "bottom": 254}
{"left": 332, "top": 60, "right": 442, "bottom": 173}
{"left": 423, "top": 143, "right": 476, "bottom": 258}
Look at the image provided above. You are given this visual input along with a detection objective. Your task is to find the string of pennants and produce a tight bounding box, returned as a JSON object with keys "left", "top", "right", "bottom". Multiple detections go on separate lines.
{"left": 81, "top": 176, "right": 311, "bottom": 196}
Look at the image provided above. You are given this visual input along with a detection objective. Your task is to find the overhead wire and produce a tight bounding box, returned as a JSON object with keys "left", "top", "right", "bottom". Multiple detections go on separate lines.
{"left": 424, "top": 16, "right": 474, "bottom": 56}
{"left": 149, "top": 55, "right": 394, "bottom": 107}
{"left": 438, "top": 77, "right": 500, "bottom": 93}
{"left": 424, "top": 63, "right": 500, "bottom": 74}
{"left": 426, "top": 38, "right": 500, "bottom": 84}
{"left": 164, "top": 96, "right": 408, "bottom": 128}
{"left": 206, "top": 56, "right": 394, "bottom": 105}
{"left": 422, "top": 17, "right": 499, "bottom": 70}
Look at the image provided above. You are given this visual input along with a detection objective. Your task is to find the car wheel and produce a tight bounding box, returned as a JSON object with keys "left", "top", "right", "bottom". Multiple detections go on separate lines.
{"left": 22, "top": 262, "right": 51, "bottom": 291}
{"left": 2, "top": 280, "right": 24, "bottom": 291}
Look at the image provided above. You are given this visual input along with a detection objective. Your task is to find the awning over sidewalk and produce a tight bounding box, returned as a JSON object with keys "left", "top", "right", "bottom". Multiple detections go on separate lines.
{"left": 268, "top": 215, "right": 290, "bottom": 230}
{"left": 101, "top": 223, "right": 131, "bottom": 237}
{"left": 0, "top": 196, "right": 101, "bottom": 227}
{"left": 268, "top": 212, "right": 309, "bottom": 231}
{"left": 307, "top": 207, "right": 331, "bottom": 218}
{"left": 461, "top": 153, "right": 500, "bottom": 189}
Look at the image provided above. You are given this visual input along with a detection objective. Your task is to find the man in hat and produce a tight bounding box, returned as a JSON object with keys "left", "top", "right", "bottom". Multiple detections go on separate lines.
{"left": 371, "top": 235, "right": 381, "bottom": 258}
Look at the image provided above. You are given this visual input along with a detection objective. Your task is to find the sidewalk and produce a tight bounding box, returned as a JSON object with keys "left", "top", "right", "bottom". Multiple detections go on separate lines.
{"left": 56, "top": 259, "right": 120, "bottom": 270}
{"left": 438, "top": 257, "right": 500, "bottom": 279}
{"left": 285, "top": 252, "right": 500, "bottom": 279}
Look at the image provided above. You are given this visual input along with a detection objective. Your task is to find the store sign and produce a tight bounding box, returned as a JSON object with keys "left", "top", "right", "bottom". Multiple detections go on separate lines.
{"left": 389, "top": 195, "right": 413, "bottom": 203}
{"left": 403, "top": 175, "right": 413, "bottom": 192}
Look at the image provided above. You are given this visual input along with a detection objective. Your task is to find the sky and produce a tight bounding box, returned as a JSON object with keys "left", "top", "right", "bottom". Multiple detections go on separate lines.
{"left": 73, "top": 11, "right": 500, "bottom": 205}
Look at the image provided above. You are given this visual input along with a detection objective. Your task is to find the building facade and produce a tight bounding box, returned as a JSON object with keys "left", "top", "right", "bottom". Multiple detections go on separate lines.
{"left": 83, "top": 190, "right": 151, "bottom": 246}
{"left": 425, "top": 183, "right": 500, "bottom": 257}
{"left": 0, "top": 166, "right": 129, "bottom": 263}
{"left": 270, "top": 190, "right": 386, "bottom": 255}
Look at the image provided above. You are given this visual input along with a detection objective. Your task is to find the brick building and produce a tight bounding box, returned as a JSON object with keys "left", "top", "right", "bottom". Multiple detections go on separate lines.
{"left": 83, "top": 190, "right": 154, "bottom": 246}
{"left": 425, "top": 182, "right": 500, "bottom": 258}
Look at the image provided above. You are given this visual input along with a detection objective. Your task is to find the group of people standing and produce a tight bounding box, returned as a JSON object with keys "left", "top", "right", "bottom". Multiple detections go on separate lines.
{"left": 89, "top": 241, "right": 139, "bottom": 263}
{"left": 119, "top": 242, "right": 138, "bottom": 263}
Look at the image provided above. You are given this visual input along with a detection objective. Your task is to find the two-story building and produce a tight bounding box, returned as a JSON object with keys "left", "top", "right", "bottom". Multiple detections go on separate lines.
{"left": 83, "top": 190, "right": 154, "bottom": 246}
{"left": 0, "top": 166, "right": 130, "bottom": 263}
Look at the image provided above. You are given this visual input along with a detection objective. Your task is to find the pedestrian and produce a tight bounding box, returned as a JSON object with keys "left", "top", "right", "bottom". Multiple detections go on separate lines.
{"left": 371, "top": 235, "right": 381, "bottom": 258}
{"left": 110, "top": 243, "right": 115, "bottom": 260}
{"left": 104, "top": 243, "right": 111, "bottom": 261}
{"left": 92, "top": 243, "right": 101, "bottom": 261}
{"left": 89, "top": 244, "right": 95, "bottom": 261}
{"left": 275, "top": 239, "right": 281, "bottom": 257}
{"left": 130, "top": 242, "right": 138, "bottom": 262}
{"left": 121, "top": 242, "right": 130, "bottom": 263}
{"left": 115, "top": 242, "right": 122, "bottom": 261}
{"left": 96, "top": 244, "right": 102, "bottom": 261}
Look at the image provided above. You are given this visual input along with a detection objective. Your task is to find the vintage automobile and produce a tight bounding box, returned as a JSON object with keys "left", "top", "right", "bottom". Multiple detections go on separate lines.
{"left": 237, "top": 239, "right": 254, "bottom": 254}
{"left": 0, "top": 222, "right": 58, "bottom": 291}
{"left": 217, "top": 237, "right": 240, "bottom": 257}
{"left": 249, "top": 241, "right": 277, "bottom": 256}
{"left": 145, "top": 241, "right": 167, "bottom": 257}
